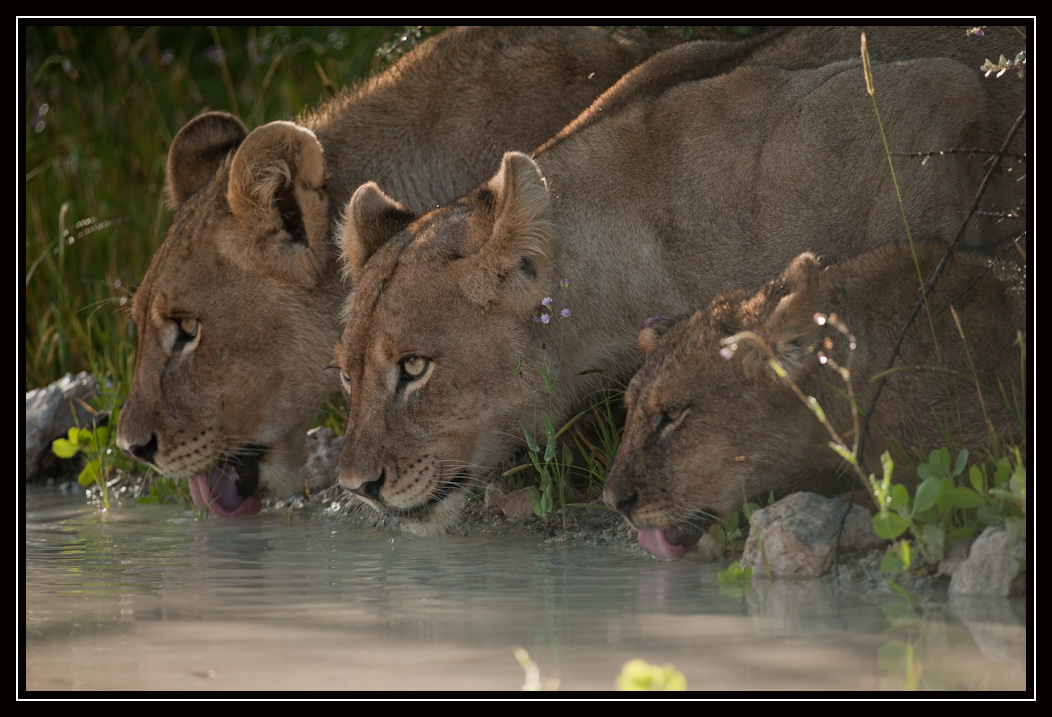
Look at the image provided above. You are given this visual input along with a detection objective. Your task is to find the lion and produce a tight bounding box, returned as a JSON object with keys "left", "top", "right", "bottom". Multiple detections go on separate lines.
{"left": 334, "top": 32, "right": 1025, "bottom": 534}
{"left": 114, "top": 26, "right": 687, "bottom": 516}
{"left": 602, "top": 241, "right": 1025, "bottom": 560}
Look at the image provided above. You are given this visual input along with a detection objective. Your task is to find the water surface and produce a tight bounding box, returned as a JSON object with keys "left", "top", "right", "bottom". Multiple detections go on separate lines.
{"left": 23, "top": 487, "right": 1029, "bottom": 694}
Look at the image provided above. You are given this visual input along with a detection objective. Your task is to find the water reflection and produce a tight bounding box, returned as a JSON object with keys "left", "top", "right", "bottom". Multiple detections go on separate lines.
{"left": 23, "top": 487, "right": 1029, "bottom": 693}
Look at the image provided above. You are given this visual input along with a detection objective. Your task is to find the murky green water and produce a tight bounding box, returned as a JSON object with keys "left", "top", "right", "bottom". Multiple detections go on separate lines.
{"left": 23, "top": 487, "right": 1029, "bottom": 693}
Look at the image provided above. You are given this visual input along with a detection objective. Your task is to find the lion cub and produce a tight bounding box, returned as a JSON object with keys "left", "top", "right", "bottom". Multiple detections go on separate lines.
{"left": 603, "top": 242, "right": 1026, "bottom": 560}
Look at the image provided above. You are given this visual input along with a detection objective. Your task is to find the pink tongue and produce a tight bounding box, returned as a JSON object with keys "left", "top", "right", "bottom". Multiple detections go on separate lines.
{"left": 188, "top": 466, "right": 261, "bottom": 517}
{"left": 637, "top": 528, "right": 686, "bottom": 560}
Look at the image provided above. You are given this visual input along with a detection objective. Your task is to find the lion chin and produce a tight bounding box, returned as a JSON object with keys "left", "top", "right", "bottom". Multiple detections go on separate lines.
{"left": 352, "top": 484, "right": 470, "bottom": 537}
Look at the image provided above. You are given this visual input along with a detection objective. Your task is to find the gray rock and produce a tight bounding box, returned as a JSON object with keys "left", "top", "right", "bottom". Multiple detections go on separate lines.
{"left": 25, "top": 372, "right": 100, "bottom": 483}
{"left": 948, "top": 526, "right": 1026, "bottom": 597}
{"left": 300, "top": 427, "right": 341, "bottom": 493}
{"left": 742, "top": 491, "right": 885, "bottom": 577}
{"left": 485, "top": 484, "right": 537, "bottom": 520}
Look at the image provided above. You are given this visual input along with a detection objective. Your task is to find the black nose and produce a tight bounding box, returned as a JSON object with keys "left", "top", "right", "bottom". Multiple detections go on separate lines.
{"left": 126, "top": 434, "right": 158, "bottom": 466}
{"left": 607, "top": 488, "right": 638, "bottom": 521}
{"left": 349, "top": 468, "right": 386, "bottom": 503}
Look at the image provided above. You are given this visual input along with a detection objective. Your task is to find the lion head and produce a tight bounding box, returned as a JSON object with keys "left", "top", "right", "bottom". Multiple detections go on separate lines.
{"left": 332, "top": 154, "right": 581, "bottom": 534}
{"left": 115, "top": 112, "right": 341, "bottom": 516}
{"left": 603, "top": 244, "right": 1025, "bottom": 560}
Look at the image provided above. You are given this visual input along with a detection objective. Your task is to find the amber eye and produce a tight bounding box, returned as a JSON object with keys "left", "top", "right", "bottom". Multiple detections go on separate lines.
{"left": 400, "top": 355, "right": 430, "bottom": 380}
{"left": 173, "top": 317, "right": 200, "bottom": 352}
{"left": 179, "top": 318, "right": 199, "bottom": 339}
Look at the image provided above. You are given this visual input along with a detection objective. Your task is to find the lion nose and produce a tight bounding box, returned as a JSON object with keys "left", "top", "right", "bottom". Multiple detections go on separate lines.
{"left": 339, "top": 467, "right": 386, "bottom": 503}
{"left": 123, "top": 434, "right": 159, "bottom": 467}
{"left": 604, "top": 486, "right": 637, "bottom": 521}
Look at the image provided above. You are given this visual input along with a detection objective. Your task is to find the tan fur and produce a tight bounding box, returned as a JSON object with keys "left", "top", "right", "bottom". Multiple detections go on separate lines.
{"left": 334, "top": 27, "right": 1025, "bottom": 533}
{"left": 602, "top": 242, "right": 1025, "bottom": 551}
{"left": 115, "top": 26, "right": 683, "bottom": 511}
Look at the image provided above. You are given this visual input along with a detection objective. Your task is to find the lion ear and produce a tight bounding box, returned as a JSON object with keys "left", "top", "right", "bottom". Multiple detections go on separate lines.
{"left": 339, "top": 182, "right": 418, "bottom": 285}
{"left": 166, "top": 112, "right": 247, "bottom": 207}
{"left": 759, "top": 252, "right": 825, "bottom": 375}
{"left": 458, "top": 151, "right": 554, "bottom": 311}
{"left": 225, "top": 121, "right": 331, "bottom": 284}
{"left": 637, "top": 316, "right": 678, "bottom": 356}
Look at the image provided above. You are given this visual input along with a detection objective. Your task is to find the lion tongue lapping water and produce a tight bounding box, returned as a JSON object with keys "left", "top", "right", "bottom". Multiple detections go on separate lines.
{"left": 188, "top": 465, "right": 262, "bottom": 517}
{"left": 636, "top": 529, "right": 687, "bottom": 561}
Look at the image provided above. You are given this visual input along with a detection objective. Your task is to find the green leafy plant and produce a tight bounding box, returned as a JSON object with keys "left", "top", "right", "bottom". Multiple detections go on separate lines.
{"left": 51, "top": 410, "right": 121, "bottom": 510}
{"left": 717, "top": 560, "right": 753, "bottom": 598}
{"left": 616, "top": 659, "right": 687, "bottom": 691}
{"left": 709, "top": 490, "right": 772, "bottom": 558}
{"left": 507, "top": 279, "right": 589, "bottom": 528}
{"left": 868, "top": 446, "right": 1026, "bottom": 575}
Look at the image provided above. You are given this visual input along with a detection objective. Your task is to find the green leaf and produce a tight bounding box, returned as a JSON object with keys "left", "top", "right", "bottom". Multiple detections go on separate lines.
{"left": 77, "top": 458, "right": 101, "bottom": 487}
{"left": 912, "top": 476, "right": 943, "bottom": 514}
{"left": 879, "top": 545, "right": 905, "bottom": 574}
{"left": 51, "top": 437, "right": 82, "bottom": 459}
{"left": 528, "top": 450, "right": 545, "bottom": 477}
{"left": 948, "top": 525, "right": 976, "bottom": 543}
{"left": 946, "top": 486, "right": 986, "bottom": 510}
{"left": 888, "top": 483, "right": 911, "bottom": 513}
{"left": 617, "top": 659, "right": 687, "bottom": 691}
{"left": 897, "top": 539, "right": 911, "bottom": 571}
{"left": 717, "top": 561, "right": 751, "bottom": 583}
{"left": 873, "top": 512, "right": 910, "bottom": 540}
{"left": 542, "top": 412, "right": 555, "bottom": 439}
{"left": 918, "top": 523, "right": 945, "bottom": 562}
{"left": 976, "top": 502, "right": 1004, "bottom": 526}
{"left": 519, "top": 421, "right": 539, "bottom": 453}
{"left": 952, "top": 449, "right": 969, "bottom": 477}
{"left": 968, "top": 465, "right": 985, "bottom": 493}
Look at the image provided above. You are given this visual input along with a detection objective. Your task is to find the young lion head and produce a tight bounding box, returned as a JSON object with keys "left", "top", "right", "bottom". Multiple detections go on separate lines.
{"left": 602, "top": 254, "right": 849, "bottom": 559}
{"left": 116, "top": 112, "right": 341, "bottom": 516}
{"left": 603, "top": 244, "right": 1025, "bottom": 560}
{"left": 334, "top": 153, "right": 558, "bottom": 534}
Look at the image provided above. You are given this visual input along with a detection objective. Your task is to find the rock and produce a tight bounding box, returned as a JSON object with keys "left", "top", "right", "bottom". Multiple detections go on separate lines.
{"left": 741, "top": 491, "right": 885, "bottom": 577}
{"left": 25, "top": 372, "right": 100, "bottom": 484}
{"left": 948, "top": 526, "right": 1026, "bottom": 597}
{"left": 948, "top": 592, "right": 1026, "bottom": 662}
{"left": 485, "top": 484, "right": 537, "bottom": 520}
{"left": 300, "top": 426, "right": 341, "bottom": 493}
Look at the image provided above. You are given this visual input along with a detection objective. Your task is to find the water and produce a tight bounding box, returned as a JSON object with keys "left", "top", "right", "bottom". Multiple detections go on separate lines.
{"left": 23, "top": 487, "right": 1029, "bottom": 694}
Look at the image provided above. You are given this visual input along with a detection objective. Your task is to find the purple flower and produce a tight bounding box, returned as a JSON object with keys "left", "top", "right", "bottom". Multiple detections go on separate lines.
{"left": 560, "top": 278, "right": 570, "bottom": 289}
{"left": 541, "top": 297, "right": 553, "bottom": 307}
{"left": 539, "top": 313, "right": 551, "bottom": 324}
{"left": 560, "top": 308, "right": 571, "bottom": 318}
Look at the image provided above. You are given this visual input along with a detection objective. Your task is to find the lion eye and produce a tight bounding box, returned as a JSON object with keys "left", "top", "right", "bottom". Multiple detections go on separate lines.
{"left": 656, "top": 405, "right": 690, "bottom": 438}
{"left": 400, "top": 355, "right": 430, "bottom": 381}
{"left": 173, "top": 318, "right": 201, "bottom": 352}
{"left": 179, "top": 318, "right": 199, "bottom": 339}
{"left": 340, "top": 370, "right": 352, "bottom": 388}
